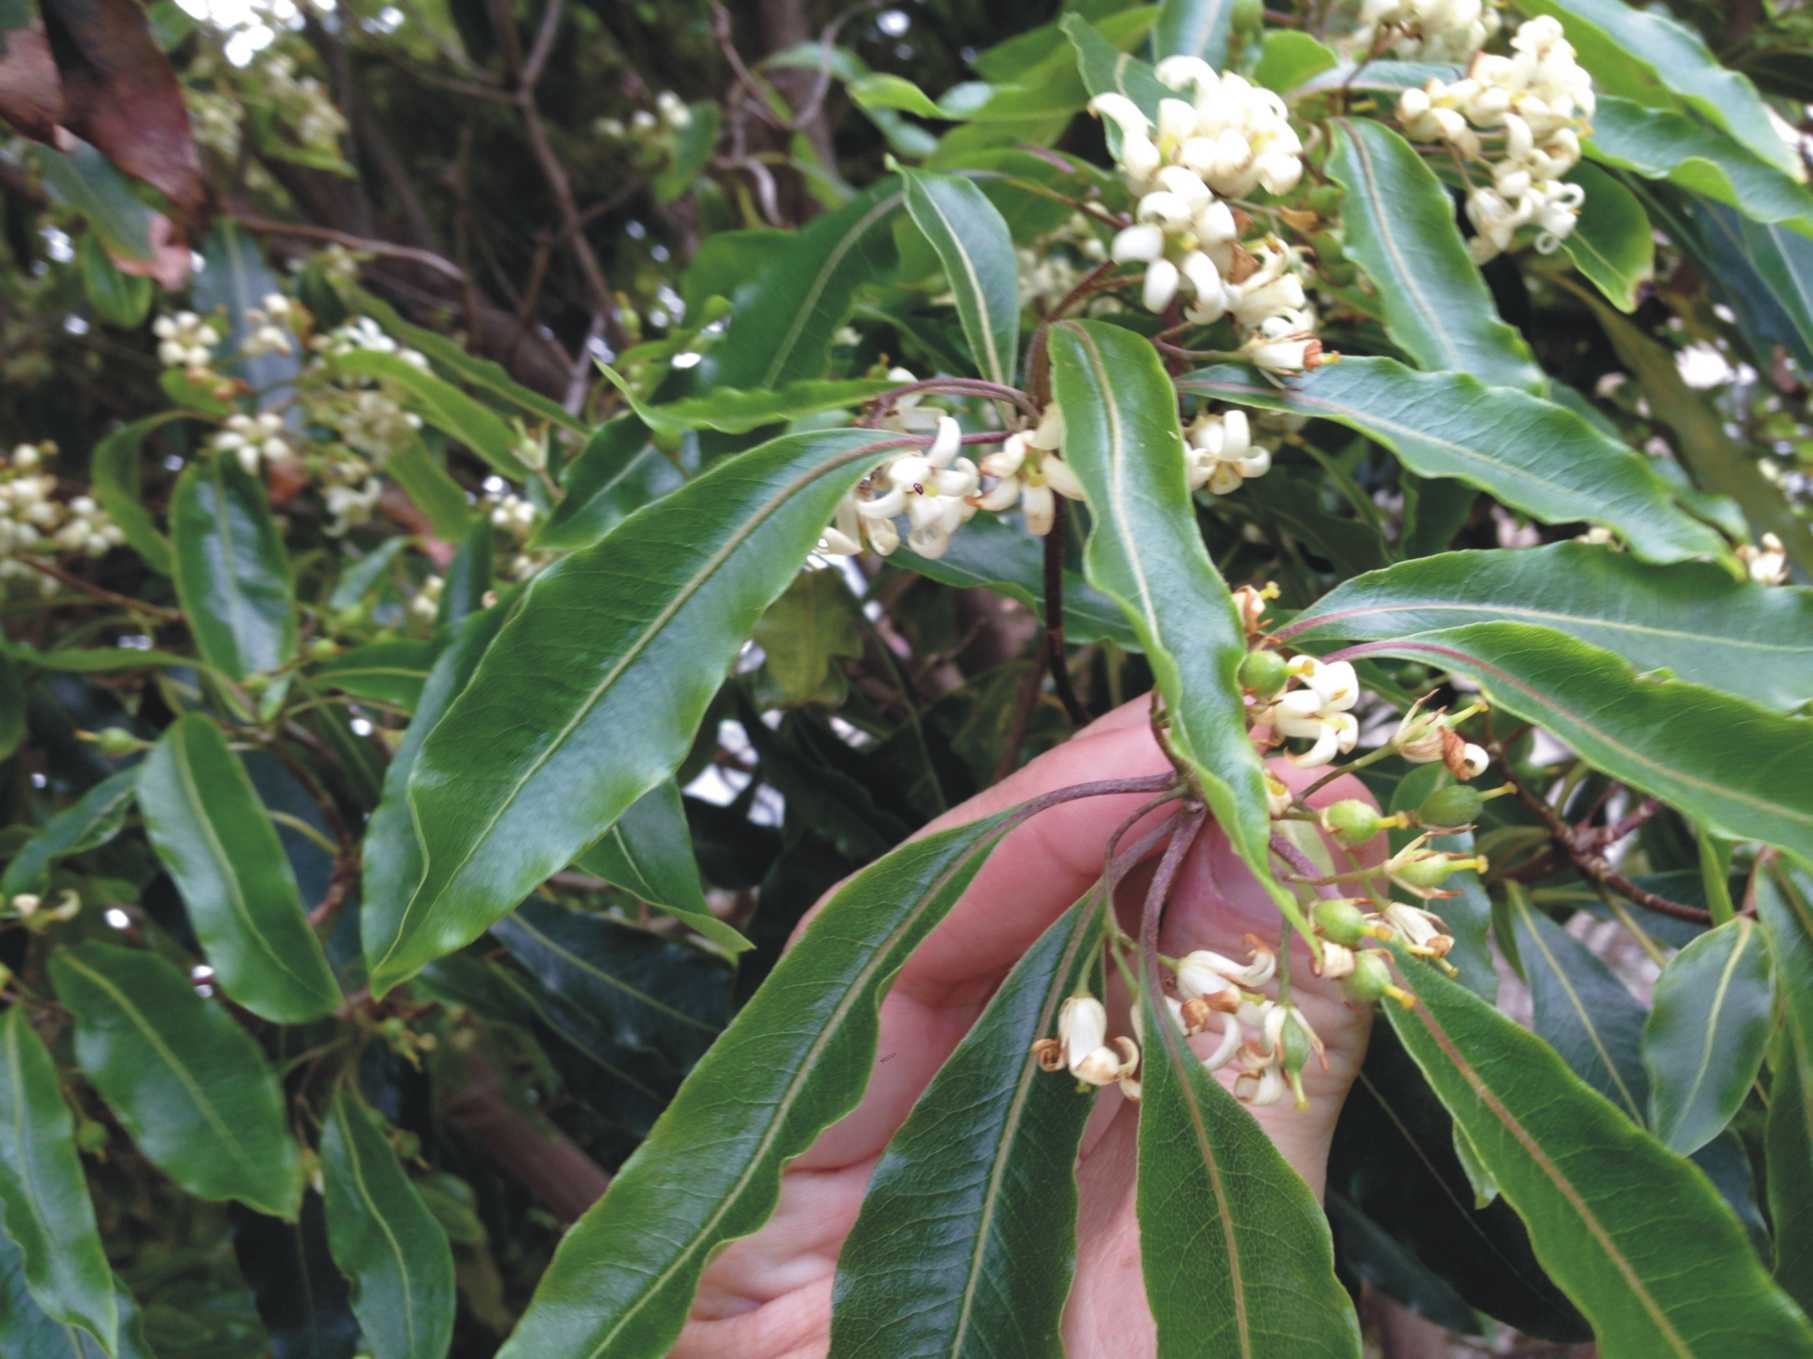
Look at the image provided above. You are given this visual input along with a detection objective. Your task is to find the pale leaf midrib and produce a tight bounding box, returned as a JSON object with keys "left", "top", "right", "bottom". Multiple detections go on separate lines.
{"left": 1515, "top": 898, "right": 1644, "bottom": 1123}
{"left": 334, "top": 1099, "right": 418, "bottom": 1352}
{"left": 911, "top": 181, "right": 1006, "bottom": 388}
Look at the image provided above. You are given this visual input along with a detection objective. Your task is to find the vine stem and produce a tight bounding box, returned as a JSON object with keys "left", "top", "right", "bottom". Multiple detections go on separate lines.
{"left": 1138, "top": 808, "right": 1211, "bottom": 991}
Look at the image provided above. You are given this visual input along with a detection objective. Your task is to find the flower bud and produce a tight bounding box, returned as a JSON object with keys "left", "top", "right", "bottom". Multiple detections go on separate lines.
{"left": 1418, "top": 783, "right": 1483, "bottom": 829}
{"left": 1345, "top": 950, "right": 1413, "bottom": 1008}
{"left": 1236, "top": 648, "right": 1289, "bottom": 699}
{"left": 1313, "top": 898, "right": 1373, "bottom": 948}
{"left": 1320, "top": 799, "right": 1381, "bottom": 847}
{"left": 1059, "top": 995, "right": 1108, "bottom": 1072}
{"left": 92, "top": 726, "right": 143, "bottom": 757}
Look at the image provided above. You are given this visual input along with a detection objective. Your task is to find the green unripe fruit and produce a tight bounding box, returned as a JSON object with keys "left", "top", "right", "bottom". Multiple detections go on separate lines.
{"left": 93, "top": 726, "right": 141, "bottom": 757}
{"left": 308, "top": 637, "right": 341, "bottom": 662}
{"left": 1309, "top": 230, "right": 1345, "bottom": 264}
{"left": 1394, "top": 855, "right": 1456, "bottom": 889}
{"left": 1321, "top": 798, "right": 1382, "bottom": 847}
{"left": 75, "top": 1119, "right": 109, "bottom": 1154}
{"left": 1281, "top": 1016, "right": 1313, "bottom": 1074}
{"left": 1419, "top": 783, "right": 1484, "bottom": 829}
{"left": 1347, "top": 950, "right": 1394, "bottom": 1003}
{"left": 1237, "top": 649, "right": 1290, "bottom": 699}
{"left": 332, "top": 604, "right": 368, "bottom": 632}
{"left": 1306, "top": 185, "right": 1343, "bottom": 215}
{"left": 1314, "top": 898, "right": 1371, "bottom": 948}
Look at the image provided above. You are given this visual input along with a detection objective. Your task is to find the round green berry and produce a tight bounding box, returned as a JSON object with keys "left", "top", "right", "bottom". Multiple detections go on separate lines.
{"left": 1314, "top": 898, "right": 1371, "bottom": 948}
{"left": 1237, "top": 649, "right": 1289, "bottom": 699}
{"left": 1419, "top": 784, "right": 1484, "bottom": 829}
{"left": 1321, "top": 799, "right": 1381, "bottom": 847}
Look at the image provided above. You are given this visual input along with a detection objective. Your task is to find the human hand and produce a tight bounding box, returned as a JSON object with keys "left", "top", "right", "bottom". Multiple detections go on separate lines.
{"left": 674, "top": 701, "right": 1385, "bottom": 1359}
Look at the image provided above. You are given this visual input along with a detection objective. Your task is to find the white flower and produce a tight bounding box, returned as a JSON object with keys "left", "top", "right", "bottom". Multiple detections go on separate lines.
{"left": 151, "top": 311, "right": 221, "bottom": 370}
{"left": 1350, "top": 0, "right": 1501, "bottom": 63}
{"left": 1185, "top": 408, "right": 1272, "bottom": 494}
{"left": 1740, "top": 533, "right": 1789, "bottom": 586}
{"left": 1268, "top": 657, "right": 1360, "bottom": 766}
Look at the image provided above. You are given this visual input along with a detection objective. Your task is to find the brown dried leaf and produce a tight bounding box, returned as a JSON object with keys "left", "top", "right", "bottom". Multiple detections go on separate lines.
{"left": 0, "top": 21, "right": 66, "bottom": 141}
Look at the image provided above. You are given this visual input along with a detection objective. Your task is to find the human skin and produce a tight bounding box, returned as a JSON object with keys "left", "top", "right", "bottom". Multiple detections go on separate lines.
{"left": 673, "top": 700, "right": 1383, "bottom": 1359}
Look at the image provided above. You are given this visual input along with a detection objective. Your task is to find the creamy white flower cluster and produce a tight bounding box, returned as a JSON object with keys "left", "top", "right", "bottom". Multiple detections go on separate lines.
{"left": 211, "top": 413, "right": 291, "bottom": 476}
{"left": 186, "top": 88, "right": 243, "bottom": 159}
{"left": 243, "top": 292, "right": 299, "bottom": 358}
{"left": 153, "top": 311, "right": 222, "bottom": 371}
{"left": 1016, "top": 214, "right": 1109, "bottom": 311}
{"left": 974, "top": 404, "right": 1085, "bottom": 537}
{"left": 487, "top": 490, "right": 539, "bottom": 540}
{"left": 596, "top": 91, "right": 692, "bottom": 139}
{"left": 1739, "top": 533, "right": 1789, "bottom": 586}
{"left": 1090, "top": 65, "right": 1329, "bottom": 376}
{"left": 264, "top": 52, "right": 348, "bottom": 155}
{"left": 1397, "top": 16, "right": 1594, "bottom": 262}
{"left": 304, "top": 318, "right": 428, "bottom": 464}
{"left": 1348, "top": 0, "right": 1501, "bottom": 62}
{"left": 821, "top": 374, "right": 980, "bottom": 560}
{"left": 1, "top": 443, "right": 125, "bottom": 596}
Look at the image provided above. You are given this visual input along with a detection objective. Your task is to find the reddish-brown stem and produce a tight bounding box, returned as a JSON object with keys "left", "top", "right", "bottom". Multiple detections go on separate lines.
{"left": 1043, "top": 508, "right": 1089, "bottom": 727}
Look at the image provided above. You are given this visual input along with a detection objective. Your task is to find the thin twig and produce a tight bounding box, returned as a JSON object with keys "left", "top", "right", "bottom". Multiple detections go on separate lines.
{"left": 230, "top": 213, "right": 468, "bottom": 282}
{"left": 1043, "top": 507, "right": 1088, "bottom": 726}
{"left": 18, "top": 559, "right": 182, "bottom": 621}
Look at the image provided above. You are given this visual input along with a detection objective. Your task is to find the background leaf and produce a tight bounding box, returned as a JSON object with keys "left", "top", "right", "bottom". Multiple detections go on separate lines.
{"left": 169, "top": 455, "right": 297, "bottom": 680}
{"left": 903, "top": 168, "right": 1020, "bottom": 387}
{"left": 49, "top": 942, "right": 305, "bottom": 1219}
{"left": 90, "top": 413, "right": 180, "bottom": 574}
{"left": 1559, "top": 163, "right": 1655, "bottom": 312}
{"left": 0, "top": 766, "right": 137, "bottom": 897}
{"left": 1152, "top": 0, "right": 1236, "bottom": 66}
{"left": 332, "top": 350, "right": 532, "bottom": 480}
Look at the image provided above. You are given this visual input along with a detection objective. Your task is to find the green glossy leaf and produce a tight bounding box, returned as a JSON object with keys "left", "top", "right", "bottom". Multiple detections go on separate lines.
{"left": 1510, "top": 893, "right": 1649, "bottom": 1125}
{"left": 1136, "top": 984, "right": 1362, "bottom": 1357}
{"left": 1560, "top": 163, "right": 1654, "bottom": 312}
{"left": 328, "top": 537, "right": 413, "bottom": 612}
{"left": 342, "top": 288, "right": 584, "bottom": 431}
{"left": 31, "top": 143, "right": 154, "bottom": 262}
{"left": 576, "top": 780, "right": 751, "bottom": 954}
{"left": 1153, "top": 0, "right": 1236, "bottom": 66}
{"left": 49, "top": 942, "right": 305, "bottom": 1219}
{"left": 895, "top": 511, "right": 1139, "bottom": 649}
{"left": 1327, "top": 1193, "right": 1482, "bottom": 1335}
{"left": 362, "top": 604, "right": 516, "bottom": 987}
{"left": 700, "top": 182, "right": 902, "bottom": 392}
{"left": 497, "top": 810, "right": 1014, "bottom": 1359}
{"left": 0, "top": 1010, "right": 116, "bottom": 1350}
{"left": 0, "top": 1234, "right": 156, "bottom": 1359}
{"left": 751, "top": 565, "right": 863, "bottom": 706}
{"left": 1176, "top": 359, "right": 1727, "bottom": 565}
{"left": 320, "top": 1091, "right": 456, "bottom": 1359}
{"left": 1280, "top": 543, "right": 1813, "bottom": 711}
{"left": 1643, "top": 917, "right": 1773, "bottom": 1155}
{"left": 1387, "top": 948, "right": 1813, "bottom": 1356}
{"left": 654, "top": 101, "right": 721, "bottom": 203}
{"left": 137, "top": 712, "right": 341, "bottom": 1023}
{"left": 492, "top": 898, "right": 729, "bottom": 1076}
{"left": 1650, "top": 194, "right": 1813, "bottom": 373}
{"left": 333, "top": 351, "right": 532, "bottom": 479}
{"left": 386, "top": 440, "right": 474, "bottom": 541}
{"left": 831, "top": 895, "right": 1104, "bottom": 1357}
{"left": 1586, "top": 97, "right": 1813, "bottom": 237}
{"left": 848, "top": 72, "right": 946, "bottom": 118}
{"left": 1770, "top": 1022, "right": 1813, "bottom": 1317}
{"left": 533, "top": 416, "right": 680, "bottom": 553}
{"left": 1064, "top": 13, "right": 1170, "bottom": 129}
{"left": 0, "top": 767, "right": 137, "bottom": 897}
{"left": 368, "top": 427, "right": 895, "bottom": 994}
{"left": 316, "top": 638, "right": 438, "bottom": 712}
{"left": 1253, "top": 31, "right": 1337, "bottom": 93}
{"left": 91, "top": 413, "right": 181, "bottom": 574}
{"left": 1331, "top": 621, "right": 1813, "bottom": 862}
{"left": 1760, "top": 858, "right": 1813, "bottom": 1067}
{"left": 0, "top": 638, "right": 200, "bottom": 673}
{"left": 1051, "top": 321, "right": 1281, "bottom": 907}
{"left": 1523, "top": 0, "right": 1799, "bottom": 176}
{"left": 596, "top": 366, "right": 894, "bottom": 437}
{"left": 1328, "top": 119, "right": 1544, "bottom": 391}
{"left": 1292, "top": 60, "right": 1460, "bottom": 96}
{"left": 78, "top": 229, "right": 153, "bottom": 328}
{"left": 169, "top": 456, "right": 297, "bottom": 680}
{"left": 437, "top": 515, "right": 493, "bottom": 629}
{"left": 1589, "top": 297, "right": 1813, "bottom": 575}
{"left": 903, "top": 169, "right": 1020, "bottom": 387}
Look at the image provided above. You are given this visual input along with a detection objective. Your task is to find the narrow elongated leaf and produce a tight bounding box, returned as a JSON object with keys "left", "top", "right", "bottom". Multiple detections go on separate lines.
{"left": 370, "top": 427, "right": 896, "bottom": 995}
{"left": 1771, "top": 1023, "right": 1813, "bottom": 1316}
{"left": 232, "top": 1196, "right": 361, "bottom": 1358}
{"left": 1589, "top": 297, "right": 1813, "bottom": 574}
{"left": 1050, "top": 322, "right": 1282, "bottom": 906}
{"left": 437, "top": 515, "right": 493, "bottom": 628}
{"left": 0, "top": 1010, "right": 116, "bottom": 1350}
{"left": 320, "top": 1091, "right": 456, "bottom": 1359}
{"left": 1586, "top": 97, "right": 1813, "bottom": 237}
{"left": 333, "top": 350, "right": 532, "bottom": 479}
{"left": 0, "top": 1234, "right": 156, "bottom": 1359}
{"left": 1560, "top": 163, "right": 1654, "bottom": 312}
{"left": 1293, "top": 60, "right": 1460, "bottom": 95}
{"left": 830, "top": 895, "right": 1104, "bottom": 1357}
{"left": 702, "top": 181, "right": 902, "bottom": 391}
{"left": 1177, "top": 359, "right": 1727, "bottom": 565}
{"left": 533, "top": 416, "right": 680, "bottom": 553}
{"left": 1327, "top": 1194, "right": 1483, "bottom": 1334}
{"left": 1387, "top": 949, "right": 1813, "bottom": 1356}
{"left": 1328, "top": 119, "right": 1543, "bottom": 392}
{"left": 386, "top": 440, "right": 474, "bottom": 540}
{"left": 1328, "top": 621, "right": 1813, "bottom": 862}
{"left": 492, "top": 898, "right": 729, "bottom": 1075}
{"left": 328, "top": 537, "right": 412, "bottom": 612}
{"left": 1760, "top": 858, "right": 1813, "bottom": 1063}
{"left": 903, "top": 169, "right": 1019, "bottom": 387}
{"left": 895, "top": 511, "right": 1138, "bottom": 648}
{"left": 497, "top": 811, "right": 1015, "bottom": 1359}
{"left": 1064, "top": 14, "right": 1169, "bottom": 126}
{"left": 1510, "top": 894, "right": 1649, "bottom": 1125}
{"left": 576, "top": 781, "right": 750, "bottom": 954}
{"left": 1137, "top": 985, "right": 1362, "bottom": 1357}
{"left": 198, "top": 221, "right": 300, "bottom": 406}
{"left": 1643, "top": 918, "right": 1773, "bottom": 1155}
{"left": 1522, "top": 0, "right": 1799, "bottom": 176}
{"left": 49, "top": 942, "right": 305, "bottom": 1219}
{"left": 1650, "top": 194, "right": 1813, "bottom": 372}
{"left": 0, "top": 767, "right": 137, "bottom": 897}
{"left": 316, "top": 638, "right": 438, "bottom": 712}
{"left": 137, "top": 712, "right": 341, "bottom": 1023}
{"left": 1153, "top": 0, "right": 1235, "bottom": 66}
{"left": 169, "top": 456, "right": 297, "bottom": 679}
{"left": 1279, "top": 543, "right": 1813, "bottom": 712}
{"left": 91, "top": 413, "right": 180, "bottom": 573}
{"left": 596, "top": 367, "right": 896, "bottom": 437}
